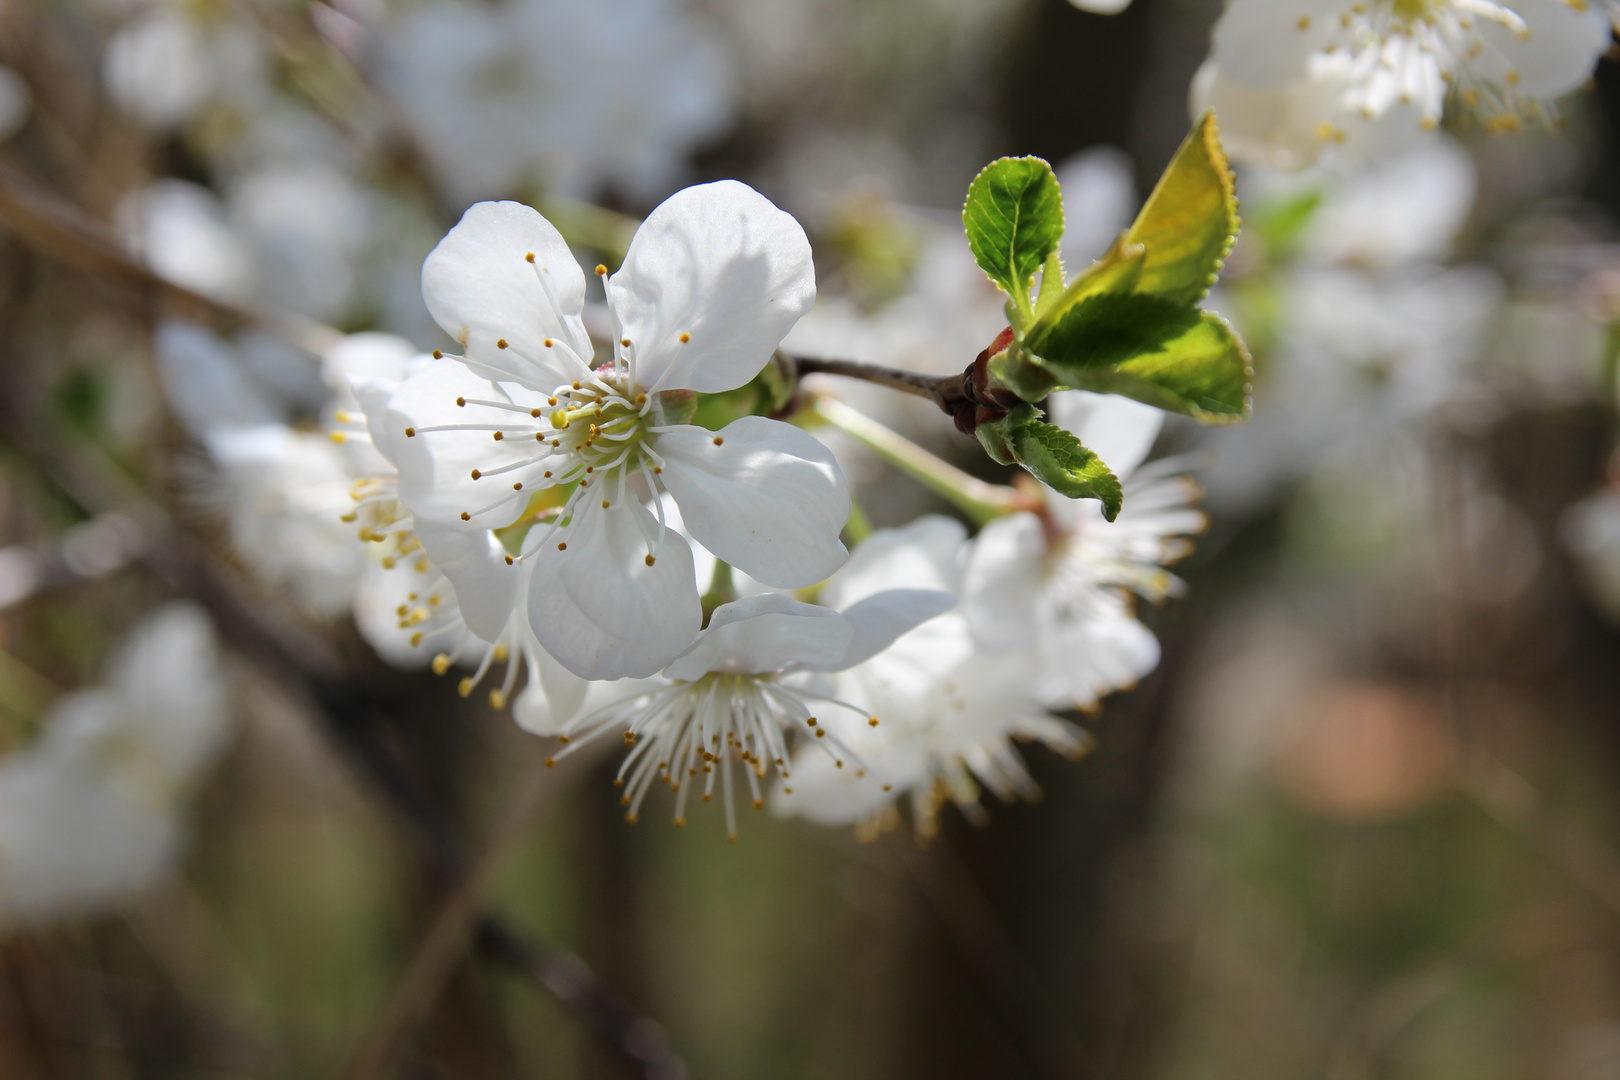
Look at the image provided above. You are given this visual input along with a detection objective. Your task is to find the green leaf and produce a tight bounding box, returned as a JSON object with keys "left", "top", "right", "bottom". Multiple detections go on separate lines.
{"left": 1121, "top": 110, "right": 1239, "bottom": 307}
{"left": 1027, "top": 293, "right": 1203, "bottom": 372}
{"left": 1008, "top": 414, "right": 1123, "bottom": 520}
{"left": 1053, "top": 311, "right": 1252, "bottom": 423}
{"left": 962, "top": 156, "right": 1064, "bottom": 305}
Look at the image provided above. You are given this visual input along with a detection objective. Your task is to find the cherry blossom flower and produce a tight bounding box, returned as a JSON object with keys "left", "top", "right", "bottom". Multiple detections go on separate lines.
{"left": 1199, "top": 0, "right": 1613, "bottom": 168}
{"left": 382, "top": 181, "right": 849, "bottom": 680}
{"left": 963, "top": 392, "right": 1205, "bottom": 710}
{"left": 773, "top": 517, "right": 1093, "bottom": 839}
{"left": 0, "top": 605, "right": 229, "bottom": 929}
{"left": 539, "top": 587, "right": 952, "bottom": 839}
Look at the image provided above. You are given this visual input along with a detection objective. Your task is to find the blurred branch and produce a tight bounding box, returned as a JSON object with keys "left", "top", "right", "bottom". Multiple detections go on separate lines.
{"left": 0, "top": 163, "right": 341, "bottom": 356}
{"left": 0, "top": 415, "right": 684, "bottom": 1077}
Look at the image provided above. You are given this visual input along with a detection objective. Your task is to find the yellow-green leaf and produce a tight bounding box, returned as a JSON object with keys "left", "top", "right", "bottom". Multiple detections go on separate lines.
{"left": 1122, "top": 110, "right": 1239, "bottom": 307}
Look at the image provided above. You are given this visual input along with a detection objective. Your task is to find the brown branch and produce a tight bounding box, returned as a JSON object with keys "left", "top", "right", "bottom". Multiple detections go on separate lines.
{"left": 789, "top": 354, "right": 963, "bottom": 409}
{"left": 0, "top": 162, "right": 340, "bottom": 356}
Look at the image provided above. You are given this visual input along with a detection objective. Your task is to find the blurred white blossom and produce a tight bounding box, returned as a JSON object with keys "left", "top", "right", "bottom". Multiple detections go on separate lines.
{"left": 774, "top": 517, "right": 1094, "bottom": 838}
{"left": 0, "top": 604, "right": 229, "bottom": 929}
{"left": 1199, "top": 0, "right": 1613, "bottom": 169}
{"left": 375, "top": 0, "right": 733, "bottom": 204}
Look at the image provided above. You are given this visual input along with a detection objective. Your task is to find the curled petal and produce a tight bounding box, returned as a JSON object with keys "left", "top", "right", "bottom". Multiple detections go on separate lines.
{"left": 609, "top": 180, "right": 815, "bottom": 394}
{"left": 818, "top": 515, "right": 969, "bottom": 610}
{"left": 657, "top": 417, "right": 849, "bottom": 588}
{"left": 804, "top": 589, "right": 957, "bottom": 672}
{"left": 664, "top": 594, "right": 851, "bottom": 680}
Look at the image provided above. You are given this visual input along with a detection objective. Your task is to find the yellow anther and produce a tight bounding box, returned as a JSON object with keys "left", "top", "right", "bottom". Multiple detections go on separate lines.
{"left": 493, "top": 431, "right": 504, "bottom": 441}
{"left": 410, "top": 632, "right": 423, "bottom": 647}
{"left": 432, "top": 350, "right": 443, "bottom": 359}
{"left": 329, "top": 431, "right": 346, "bottom": 444}
{"left": 869, "top": 717, "right": 880, "bottom": 727}
{"left": 595, "top": 264, "right": 608, "bottom": 276}
{"left": 489, "top": 689, "right": 507, "bottom": 709}
{"left": 457, "top": 677, "right": 474, "bottom": 697}
{"left": 405, "top": 427, "right": 416, "bottom": 437}
{"left": 493, "top": 642, "right": 510, "bottom": 662}
{"left": 525, "top": 252, "right": 535, "bottom": 262}
{"left": 679, "top": 332, "right": 691, "bottom": 343}
{"left": 471, "top": 469, "right": 482, "bottom": 479}
{"left": 381, "top": 557, "right": 396, "bottom": 570}
{"left": 713, "top": 436, "right": 724, "bottom": 446}
{"left": 644, "top": 554, "right": 656, "bottom": 566}
{"left": 431, "top": 653, "right": 451, "bottom": 675}
{"left": 497, "top": 338, "right": 509, "bottom": 349}
{"left": 557, "top": 542, "right": 567, "bottom": 550}
{"left": 544, "top": 338, "right": 554, "bottom": 347}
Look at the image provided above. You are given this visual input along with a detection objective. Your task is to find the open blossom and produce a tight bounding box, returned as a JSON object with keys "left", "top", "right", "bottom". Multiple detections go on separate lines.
{"left": 964, "top": 392, "right": 1205, "bottom": 710}
{"left": 539, "top": 587, "right": 952, "bottom": 839}
{"left": 773, "top": 517, "right": 1093, "bottom": 839}
{"left": 0, "top": 605, "right": 229, "bottom": 929}
{"left": 1198, "top": 0, "right": 1614, "bottom": 168}
{"left": 382, "top": 181, "right": 850, "bottom": 680}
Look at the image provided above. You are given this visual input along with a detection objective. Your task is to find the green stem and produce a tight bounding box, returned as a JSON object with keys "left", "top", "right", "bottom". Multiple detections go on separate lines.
{"left": 844, "top": 495, "right": 875, "bottom": 545}
{"left": 810, "top": 396, "right": 1021, "bottom": 526}
{"left": 700, "top": 559, "right": 736, "bottom": 627}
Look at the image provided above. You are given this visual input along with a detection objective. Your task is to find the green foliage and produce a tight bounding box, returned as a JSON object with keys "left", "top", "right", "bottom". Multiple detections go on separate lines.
{"left": 1027, "top": 293, "right": 1202, "bottom": 371}
{"left": 1008, "top": 414, "right": 1123, "bottom": 520}
{"left": 1119, "top": 110, "right": 1240, "bottom": 307}
{"left": 974, "top": 403, "right": 1124, "bottom": 518}
{"left": 1053, "top": 311, "right": 1251, "bottom": 423}
{"left": 962, "top": 156, "right": 1064, "bottom": 308}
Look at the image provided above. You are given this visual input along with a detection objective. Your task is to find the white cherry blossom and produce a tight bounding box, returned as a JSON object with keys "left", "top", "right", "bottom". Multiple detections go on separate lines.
{"left": 773, "top": 517, "right": 1092, "bottom": 839}
{"left": 0, "top": 604, "right": 229, "bottom": 929}
{"left": 963, "top": 392, "right": 1204, "bottom": 710}
{"left": 382, "top": 181, "right": 849, "bottom": 680}
{"left": 540, "top": 587, "right": 952, "bottom": 839}
{"left": 1201, "top": 0, "right": 1613, "bottom": 167}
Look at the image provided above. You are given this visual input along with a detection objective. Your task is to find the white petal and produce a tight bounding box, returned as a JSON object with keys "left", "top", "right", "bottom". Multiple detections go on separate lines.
{"left": 819, "top": 515, "right": 970, "bottom": 609}
{"left": 1035, "top": 603, "right": 1161, "bottom": 709}
{"left": 527, "top": 500, "right": 700, "bottom": 679}
{"left": 1068, "top": 0, "right": 1133, "bottom": 13}
{"left": 413, "top": 520, "right": 518, "bottom": 641}
{"left": 1474, "top": 0, "right": 1610, "bottom": 98}
{"left": 609, "top": 180, "right": 815, "bottom": 394}
{"left": 962, "top": 513, "right": 1047, "bottom": 652}
{"left": 512, "top": 630, "right": 588, "bottom": 736}
{"left": 1211, "top": 0, "right": 1346, "bottom": 86}
{"left": 1046, "top": 390, "right": 1164, "bottom": 479}
{"left": 422, "top": 201, "right": 594, "bottom": 387}
{"left": 664, "top": 594, "right": 851, "bottom": 680}
{"left": 806, "top": 588, "right": 958, "bottom": 672}
{"left": 381, "top": 358, "right": 553, "bottom": 529}
{"left": 154, "top": 321, "right": 280, "bottom": 441}
{"left": 322, "top": 332, "right": 424, "bottom": 397}
{"left": 657, "top": 417, "right": 849, "bottom": 588}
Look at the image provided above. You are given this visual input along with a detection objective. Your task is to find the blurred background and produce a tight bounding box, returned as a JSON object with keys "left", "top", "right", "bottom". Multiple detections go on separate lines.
{"left": 1, "top": 0, "right": 1620, "bottom": 1076}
